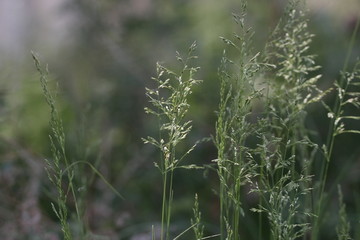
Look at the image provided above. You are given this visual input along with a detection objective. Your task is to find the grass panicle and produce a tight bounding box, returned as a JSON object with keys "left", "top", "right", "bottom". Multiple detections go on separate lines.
{"left": 314, "top": 19, "right": 360, "bottom": 239}
{"left": 336, "top": 185, "right": 352, "bottom": 240}
{"left": 251, "top": 1, "right": 323, "bottom": 239}
{"left": 214, "top": 2, "right": 267, "bottom": 239}
{"left": 32, "top": 53, "right": 125, "bottom": 239}
{"left": 32, "top": 52, "right": 74, "bottom": 240}
{"left": 143, "top": 41, "right": 201, "bottom": 240}
{"left": 191, "top": 194, "right": 204, "bottom": 240}
{"left": 28, "top": 1, "right": 360, "bottom": 239}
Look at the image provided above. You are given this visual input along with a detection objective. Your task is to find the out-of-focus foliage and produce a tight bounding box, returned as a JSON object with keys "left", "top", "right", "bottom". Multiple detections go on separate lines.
{"left": 0, "top": 0, "right": 359, "bottom": 239}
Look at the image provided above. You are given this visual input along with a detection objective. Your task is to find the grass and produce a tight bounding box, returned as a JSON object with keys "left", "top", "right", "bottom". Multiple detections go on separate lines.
{"left": 143, "top": 41, "right": 202, "bottom": 240}
{"left": 29, "top": 0, "right": 360, "bottom": 239}
{"left": 32, "top": 52, "right": 125, "bottom": 240}
{"left": 32, "top": 52, "right": 74, "bottom": 240}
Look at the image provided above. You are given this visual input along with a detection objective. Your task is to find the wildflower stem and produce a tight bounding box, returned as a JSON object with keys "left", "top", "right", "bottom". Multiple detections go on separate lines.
{"left": 314, "top": 15, "right": 360, "bottom": 240}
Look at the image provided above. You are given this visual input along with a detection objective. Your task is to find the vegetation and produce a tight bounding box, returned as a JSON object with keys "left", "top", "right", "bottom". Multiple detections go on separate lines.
{"left": 142, "top": 1, "right": 360, "bottom": 239}
{"left": 1, "top": 0, "right": 360, "bottom": 239}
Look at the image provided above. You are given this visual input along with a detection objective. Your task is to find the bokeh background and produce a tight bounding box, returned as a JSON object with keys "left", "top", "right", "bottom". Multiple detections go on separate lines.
{"left": 0, "top": 0, "right": 360, "bottom": 239}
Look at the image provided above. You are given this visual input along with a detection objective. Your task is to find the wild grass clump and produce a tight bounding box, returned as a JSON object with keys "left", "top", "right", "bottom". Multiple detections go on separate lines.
{"left": 32, "top": 53, "right": 74, "bottom": 240}
{"left": 32, "top": 53, "right": 124, "bottom": 240}
{"left": 214, "top": 3, "right": 266, "bottom": 239}
{"left": 254, "top": 3, "right": 322, "bottom": 240}
{"left": 31, "top": 0, "right": 360, "bottom": 239}
{"left": 143, "top": 41, "right": 202, "bottom": 240}
{"left": 213, "top": 1, "right": 324, "bottom": 239}
{"left": 312, "top": 16, "right": 360, "bottom": 240}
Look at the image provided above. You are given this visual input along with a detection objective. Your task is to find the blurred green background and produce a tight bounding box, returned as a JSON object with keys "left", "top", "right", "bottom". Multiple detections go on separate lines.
{"left": 0, "top": 0, "right": 360, "bottom": 239}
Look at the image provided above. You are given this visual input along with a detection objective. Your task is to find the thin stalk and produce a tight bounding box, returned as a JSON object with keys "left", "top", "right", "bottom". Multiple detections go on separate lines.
{"left": 166, "top": 170, "right": 174, "bottom": 240}
{"left": 313, "top": 16, "right": 360, "bottom": 240}
{"left": 68, "top": 177, "right": 83, "bottom": 235}
{"left": 161, "top": 171, "right": 168, "bottom": 240}
{"left": 219, "top": 169, "right": 225, "bottom": 240}
{"left": 233, "top": 180, "right": 240, "bottom": 240}
{"left": 158, "top": 80, "right": 166, "bottom": 240}
{"left": 258, "top": 166, "right": 263, "bottom": 240}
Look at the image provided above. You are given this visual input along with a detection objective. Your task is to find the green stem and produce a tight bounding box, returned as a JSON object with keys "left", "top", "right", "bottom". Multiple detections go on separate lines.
{"left": 161, "top": 171, "right": 168, "bottom": 240}
{"left": 234, "top": 189, "right": 240, "bottom": 240}
{"left": 259, "top": 160, "right": 264, "bottom": 240}
{"left": 219, "top": 169, "right": 225, "bottom": 240}
{"left": 313, "top": 15, "right": 360, "bottom": 240}
{"left": 166, "top": 170, "right": 174, "bottom": 240}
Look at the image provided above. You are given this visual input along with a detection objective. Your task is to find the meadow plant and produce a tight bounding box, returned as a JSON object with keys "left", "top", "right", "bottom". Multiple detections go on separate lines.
{"left": 191, "top": 194, "right": 204, "bottom": 240}
{"left": 31, "top": 0, "right": 360, "bottom": 239}
{"left": 214, "top": 2, "right": 265, "bottom": 239}
{"left": 336, "top": 185, "right": 352, "bottom": 240}
{"left": 313, "top": 19, "right": 360, "bottom": 240}
{"left": 214, "top": 0, "right": 359, "bottom": 239}
{"left": 143, "top": 41, "right": 202, "bottom": 240}
{"left": 33, "top": 53, "right": 124, "bottom": 240}
{"left": 32, "top": 53, "right": 74, "bottom": 240}
{"left": 253, "top": 3, "right": 322, "bottom": 240}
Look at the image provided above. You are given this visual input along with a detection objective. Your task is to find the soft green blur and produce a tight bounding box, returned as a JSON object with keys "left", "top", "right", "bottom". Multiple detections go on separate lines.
{"left": 0, "top": 1, "right": 359, "bottom": 239}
